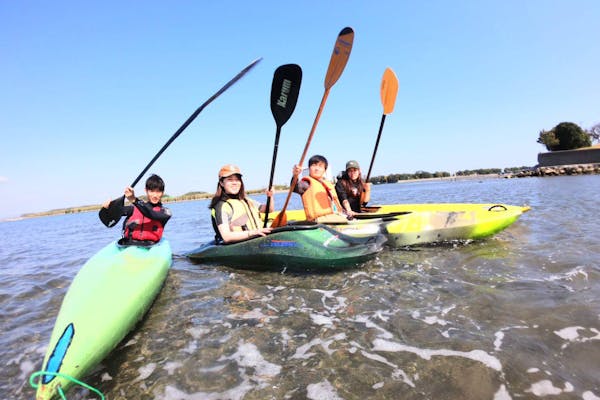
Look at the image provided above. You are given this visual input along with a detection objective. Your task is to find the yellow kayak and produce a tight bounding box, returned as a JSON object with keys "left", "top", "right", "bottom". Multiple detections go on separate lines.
{"left": 264, "top": 203, "right": 530, "bottom": 247}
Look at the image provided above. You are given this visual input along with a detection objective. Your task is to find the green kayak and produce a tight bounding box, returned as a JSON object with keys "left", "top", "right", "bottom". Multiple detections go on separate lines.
{"left": 36, "top": 240, "right": 172, "bottom": 400}
{"left": 265, "top": 203, "right": 530, "bottom": 247}
{"left": 187, "top": 224, "right": 385, "bottom": 272}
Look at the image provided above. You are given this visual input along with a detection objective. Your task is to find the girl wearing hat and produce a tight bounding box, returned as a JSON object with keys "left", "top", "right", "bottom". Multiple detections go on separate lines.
{"left": 209, "top": 164, "right": 273, "bottom": 243}
{"left": 335, "top": 160, "right": 371, "bottom": 217}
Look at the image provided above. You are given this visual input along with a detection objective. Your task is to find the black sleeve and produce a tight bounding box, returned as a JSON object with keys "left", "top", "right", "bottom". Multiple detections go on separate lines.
{"left": 122, "top": 205, "right": 134, "bottom": 217}
{"left": 133, "top": 200, "right": 172, "bottom": 225}
{"left": 335, "top": 179, "right": 349, "bottom": 203}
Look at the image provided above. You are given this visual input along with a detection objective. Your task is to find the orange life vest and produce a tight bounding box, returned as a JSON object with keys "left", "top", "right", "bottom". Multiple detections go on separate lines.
{"left": 123, "top": 205, "right": 164, "bottom": 242}
{"left": 301, "top": 176, "right": 343, "bottom": 221}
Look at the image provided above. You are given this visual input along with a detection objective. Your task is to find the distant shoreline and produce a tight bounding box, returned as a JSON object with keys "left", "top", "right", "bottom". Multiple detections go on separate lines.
{"left": 1, "top": 174, "right": 501, "bottom": 222}
{"left": 4, "top": 168, "right": 598, "bottom": 222}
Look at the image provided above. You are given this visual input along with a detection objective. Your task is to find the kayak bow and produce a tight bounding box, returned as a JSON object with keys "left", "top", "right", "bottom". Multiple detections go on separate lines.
{"left": 36, "top": 240, "right": 172, "bottom": 400}
{"left": 187, "top": 224, "right": 385, "bottom": 272}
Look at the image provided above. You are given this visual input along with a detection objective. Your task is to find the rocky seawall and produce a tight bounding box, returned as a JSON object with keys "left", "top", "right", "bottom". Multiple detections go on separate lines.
{"left": 510, "top": 163, "right": 600, "bottom": 178}
{"left": 509, "top": 145, "right": 600, "bottom": 178}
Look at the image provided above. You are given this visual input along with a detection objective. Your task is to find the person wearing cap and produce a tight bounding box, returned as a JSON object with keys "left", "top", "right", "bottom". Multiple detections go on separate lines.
{"left": 291, "top": 155, "right": 347, "bottom": 223}
{"left": 335, "top": 160, "right": 371, "bottom": 217}
{"left": 209, "top": 164, "right": 273, "bottom": 244}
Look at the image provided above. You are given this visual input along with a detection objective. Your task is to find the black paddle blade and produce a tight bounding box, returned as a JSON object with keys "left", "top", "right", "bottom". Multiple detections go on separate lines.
{"left": 270, "top": 64, "right": 302, "bottom": 128}
{"left": 98, "top": 195, "right": 125, "bottom": 228}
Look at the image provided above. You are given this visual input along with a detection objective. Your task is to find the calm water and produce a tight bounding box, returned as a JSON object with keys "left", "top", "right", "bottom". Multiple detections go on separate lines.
{"left": 2, "top": 176, "right": 599, "bottom": 400}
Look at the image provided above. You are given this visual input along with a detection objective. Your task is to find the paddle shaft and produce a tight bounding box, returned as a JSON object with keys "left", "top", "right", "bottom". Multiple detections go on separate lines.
{"left": 99, "top": 58, "right": 261, "bottom": 228}
{"left": 365, "top": 114, "right": 386, "bottom": 182}
{"left": 270, "top": 27, "right": 353, "bottom": 228}
{"left": 263, "top": 64, "right": 302, "bottom": 227}
{"left": 263, "top": 125, "right": 282, "bottom": 227}
{"left": 275, "top": 89, "right": 331, "bottom": 221}
{"left": 130, "top": 58, "right": 261, "bottom": 188}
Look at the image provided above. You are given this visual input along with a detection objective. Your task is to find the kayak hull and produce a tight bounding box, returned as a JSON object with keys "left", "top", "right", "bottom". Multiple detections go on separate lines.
{"left": 36, "top": 240, "right": 172, "bottom": 400}
{"left": 187, "top": 224, "right": 385, "bottom": 272}
{"left": 264, "top": 203, "right": 529, "bottom": 247}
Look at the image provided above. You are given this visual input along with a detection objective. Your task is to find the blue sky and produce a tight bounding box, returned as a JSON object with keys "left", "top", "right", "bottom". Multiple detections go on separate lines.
{"left": 1, "top": 1, "right": 599, "bottom": 219}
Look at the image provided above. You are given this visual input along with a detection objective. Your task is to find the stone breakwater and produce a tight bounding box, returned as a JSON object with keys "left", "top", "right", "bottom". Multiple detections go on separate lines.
{"left": 511, "top": 163, "right": 600, "bottom": 178}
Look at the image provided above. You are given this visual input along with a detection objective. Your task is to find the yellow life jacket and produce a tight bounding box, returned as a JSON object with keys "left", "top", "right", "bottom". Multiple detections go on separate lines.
{"left": 212, "top": 198, "right": 261, "bottom": 232}
{"left": 301, "top": 176, "right": 343, "bottom": 221}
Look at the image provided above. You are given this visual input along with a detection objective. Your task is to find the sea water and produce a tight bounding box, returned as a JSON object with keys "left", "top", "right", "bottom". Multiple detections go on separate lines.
{"left": 1, "top": 175, "right": 599, "bottom": 399}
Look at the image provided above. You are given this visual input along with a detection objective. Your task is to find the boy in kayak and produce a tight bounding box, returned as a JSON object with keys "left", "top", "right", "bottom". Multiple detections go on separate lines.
{"left": 292, "top": 155, "right": 348, "bottom": 223}
{"left": 210, "top": 164, "right": 273, "bottom": 244}
{"left": 102, "top": 174, "right": 172, "bottom": 245}
{"left": 335, "top": 159, "right": 371, "bottom": 218}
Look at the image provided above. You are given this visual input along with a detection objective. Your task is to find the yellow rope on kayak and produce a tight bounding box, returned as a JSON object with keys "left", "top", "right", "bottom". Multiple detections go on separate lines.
{"left": 29, "top": 370, "right": 105, "bottom": 400}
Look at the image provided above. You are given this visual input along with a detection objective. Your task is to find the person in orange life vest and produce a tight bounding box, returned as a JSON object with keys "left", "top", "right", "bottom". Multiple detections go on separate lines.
{"left": 291, "top": 154, "right": 348, "bottom": 222}
{"left": 102, "top": 174, "right": 171, "bottom": 244}
{"left": 335, "top": 160, "right": 371, "bottom": 218}
{"left": 209, "top": 164, "right": 273, "bottom": 244}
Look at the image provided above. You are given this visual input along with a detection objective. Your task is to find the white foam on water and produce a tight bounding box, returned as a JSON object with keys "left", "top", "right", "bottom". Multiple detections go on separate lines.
{"left": 198, "top": 364, "right": 227, "bottom": 373}
{"left": 100, "top": 372, "right": 112, "bottom": 382}
{"left": 313, "top": 289, "right": 347, "bottom": 314}
{"left": 440, "top": 327, "right": 459, "bottom": 338}
{"left": 306, "top": 379, "right": 343, "bottom": 400}
{"left": 525, "top": 379, "right": 574, "bottom": 396}
{"left": 321, "top": 332, "right": 346, "bottom": 355}
{"left": 494, "top": 331, "right": 504, "bottom": 351}
{"left": 373, "top": 381, "right": 385, "bottom": 389}
{"left": 350, "top": 271, "right": 369, "bottom": 279}
{"left": 186, "top": 327, "right": 209, "bottom": 339}
{"left": 527, "top": 368, "right": 540, "bottom": 373}
{"left": 360, "top": 350, "right": 415, "bottom": 387}
{"left": 493, "top": 384, "right": 512, "bottom": 400}
{"left": 18, "top": 359, "right": 35, "bottom": 382}
{"left": 310, "top": 312, "right": 336, "bottom": 326}
{"left": 494, "top": 325, "right": 531, "bottom": 352}
{"left": 555, "top": 326, "right": 584, "bottom": 341}
{"left": 163, "top": 361, "right": 182, "bottom": 375}
{"left": 372, "top": 338, "right": 502, "bottom": 371}
{"left": 292, "top": 333, "right": 346, "bottom": 360}
{"left": 219, "top": 340, "right": 281, "bottom": 379}
{"left": 352, "top": 314, "right": 394, "bottom": 339}
{"left": 554, "top": 326, "right": 600, "bottom": 349}
{"left": 441, "top": 304, "right": 456, "bottom": 315}
{"left": 411, "top": 310, "right": 449, "bottom": 326}
{"left": 133, "top": 362, "right": 156, "bottom": 382}
{"left": 547, "top": 266, "right": 589, "bottom": 282}
{"left": 583, "top": 390, "right": 600, "bottom": 400}
{"left": 374, "top": 309, "right": 391, "bottom": 322}
{"left": 228, "top": 307, "right": 277, "bottom": 323}
{"left": 163, "top": 378, "right": 255, "bottom": 400}
{"left": 281, "top": 328, "right": 292, "bottom": 348}
{"left": 182, "top": 339, "right": 197, "bottom": 354}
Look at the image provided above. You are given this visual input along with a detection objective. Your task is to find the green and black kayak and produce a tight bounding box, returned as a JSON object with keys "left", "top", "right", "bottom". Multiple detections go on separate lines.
{"left": 35, "top": 240, "right": 172, "bottom": 400}
{"left": 265, "top": 203, "right": 530, "bottom": 247}
{"left": 187, "top": 224, "right": 385, "bottom": 272}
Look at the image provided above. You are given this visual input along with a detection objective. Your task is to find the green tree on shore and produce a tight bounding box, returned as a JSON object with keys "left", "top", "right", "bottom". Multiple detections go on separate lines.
{"left": 537, "top": 122, "right": 591, "bottom": 151}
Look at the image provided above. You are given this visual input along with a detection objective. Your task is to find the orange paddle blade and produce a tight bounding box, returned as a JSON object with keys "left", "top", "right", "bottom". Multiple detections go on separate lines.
{"left": 270, "top": 209, "right": 287, "bottom": 228}
{"left": 380, "top": 67, "right": 399, "bottom": 115}
{"left": 324, "top": 27, "right": 354, "bottom": 89}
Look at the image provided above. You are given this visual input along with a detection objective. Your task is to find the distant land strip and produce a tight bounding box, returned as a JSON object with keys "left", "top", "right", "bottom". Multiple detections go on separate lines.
{"left": 10, "top": 164, "right": 599, "bottom": 221}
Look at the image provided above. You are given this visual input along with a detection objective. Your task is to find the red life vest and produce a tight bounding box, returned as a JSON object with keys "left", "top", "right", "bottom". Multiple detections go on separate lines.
{"left": 123, "top": 205, "right": 164, "bottom": 242}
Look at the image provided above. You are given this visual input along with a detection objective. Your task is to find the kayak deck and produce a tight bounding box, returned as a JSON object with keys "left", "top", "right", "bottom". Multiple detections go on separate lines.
{"left": 263, "top": 203, "right": 530, "bottom": 247}
{"left": 187, "top": 224, "right": 385, "bottom": 272}
{"left": 36, "top": 240, "right": 172, "bottom": 400}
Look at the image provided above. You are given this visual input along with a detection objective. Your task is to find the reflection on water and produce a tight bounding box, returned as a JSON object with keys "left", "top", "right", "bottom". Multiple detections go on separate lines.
{"left": 1, "top": 176, "right": 599, "bottom": 399}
